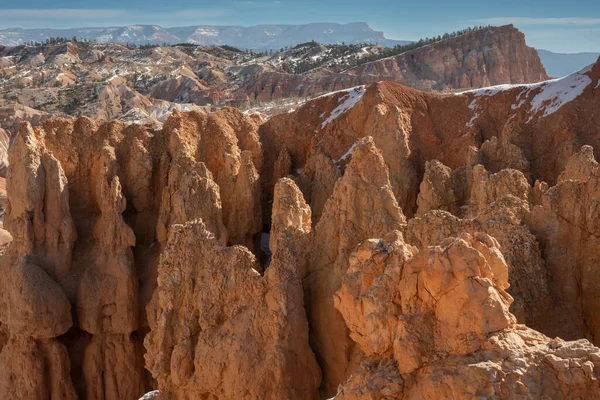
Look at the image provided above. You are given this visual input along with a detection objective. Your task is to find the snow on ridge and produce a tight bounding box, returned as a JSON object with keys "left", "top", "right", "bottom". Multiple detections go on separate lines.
{"left": 193, "top": 28, "right": 219, "bottom": 37}
{"left": 316, "top": 84, "right": 366, "bottom": 100}
{"left": 319, "top": 85, "right": 366, "bottom": 129}
{"left": 511, "top": 90, "right": 528, "bottom": 111}
{"left": 455, "top": 63, "right": 595, "bottom": 125}
{"left": 336, "top": 141, "right": 359, "bottom": 162}
{"left": 527, "top": 64, "right": 593, "bottom": 120}
{"left": 455, "top": 83, "right": 527, "bottom": 97}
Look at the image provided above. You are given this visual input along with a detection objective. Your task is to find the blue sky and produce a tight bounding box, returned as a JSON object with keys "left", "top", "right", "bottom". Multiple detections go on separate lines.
{"left": 0, "top": 0, "right": 599, "bottom": 53}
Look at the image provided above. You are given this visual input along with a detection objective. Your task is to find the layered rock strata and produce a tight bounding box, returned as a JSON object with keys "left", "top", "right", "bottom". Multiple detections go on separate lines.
{"left": 0, "top": 108, "right": 265, "bottom": 398}
{"left": 1, "top": 58, "right": 600, "bottom": 399}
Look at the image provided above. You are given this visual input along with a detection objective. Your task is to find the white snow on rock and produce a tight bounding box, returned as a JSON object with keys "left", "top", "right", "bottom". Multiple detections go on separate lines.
{"left": 511, "top": 90, "right": 528, "bottom": 110}
{"left": 320, "top": 85, "right": 366, "bottom": 129}
{"left": 243, "top": 109, "right": 269, "bottom": 120}
{"left": 138, "top": 391, "right": 160, "bottom": 400}
{"left": 527, "top": 64, "right": 592, "bottom": 120}
{"left": 465, "top": 98, "right": 480, "bottom": 128}
{"left": 455, "top": 64, "right": 594, "bottom": 126}
{"left": 337, "top": 141, "right": 359, "bottom": 162}
{"left": 465, "top": 112, "right": 479, "bottom": 128}
{"left": 455, "top": 84, "right": 520, "bottom": 97}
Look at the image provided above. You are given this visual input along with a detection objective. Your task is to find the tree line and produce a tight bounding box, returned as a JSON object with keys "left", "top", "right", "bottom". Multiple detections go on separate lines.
{"left": 21, "top": 36, "right": 97, "bottom": 47}
{"left": 16, "top": 25, "right": 493, "bottom": 75}
{"left": 280, "top": 25, "right": 493, "bottom": 74}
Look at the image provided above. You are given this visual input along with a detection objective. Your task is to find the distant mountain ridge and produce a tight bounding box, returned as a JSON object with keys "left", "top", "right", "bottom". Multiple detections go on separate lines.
{"left": 537, "top": 49, "right": 600, "bottom": 78}
{"left": 0, "top": 22, "right": 410, "bottom": 50}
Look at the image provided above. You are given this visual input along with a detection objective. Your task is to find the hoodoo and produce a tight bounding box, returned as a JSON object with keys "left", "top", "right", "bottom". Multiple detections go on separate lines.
{"left": 0, "top": 25, "right": 599, "bottom": 399}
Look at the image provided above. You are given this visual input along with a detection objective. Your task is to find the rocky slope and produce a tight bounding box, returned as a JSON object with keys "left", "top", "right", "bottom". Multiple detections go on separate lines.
{"left": 0, "top": 57, "right": 599, "bottom": 400}
{"left": 0, "top": 24, "right": 547, "bottom": 158}
{"left": 253, "top": 58, "right": 600, "bottom": 394}
{"left": 0, "top": 42, "right": 212, "bottom": 127}
{"left": 0, "top": 108, "right": 266, "bottom": 399}
{"left": 234, "top": 24, "right": 548, "bottom": 106}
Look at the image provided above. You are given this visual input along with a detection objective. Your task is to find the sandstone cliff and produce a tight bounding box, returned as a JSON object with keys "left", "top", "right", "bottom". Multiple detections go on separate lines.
{"left": 230, "top": 25, "right": 548, "bottom": 105}
{"left": 303, "top": 137, "right": 406, "bottom": 395}
{"left": 0, "top": 128, "right": 9, "bottom": 176}
{"left": 1, "top": 57, "right": 600, "bottom": 400}
{"left": 0, "top": 24, "right": 548, "bottom": 151}
{"left": 334, "top": 232, "right": 600, "bottom": 399}
{"left": 260, "top": 57, "right": 599, "bottom": 217}
{"left": 0, "top": 108, "right": 265, "bottom": 399}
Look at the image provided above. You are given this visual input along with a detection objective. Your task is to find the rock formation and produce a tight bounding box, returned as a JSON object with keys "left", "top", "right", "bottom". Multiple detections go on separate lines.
{"left": 294, "top": 151, "right": 341, "bottom": 225}
{"left": 259, "top": 59, "right": 600, "bottom": 240}
{"left": 0, "top": 107, "right": 265, "bottom": 399}
{"left": 336, "top": 232, "right": 514, "bottom": 374}
{"left": 145, "top": 179, "right": 320, "bottom": 399}
{"left": 334, "top": 232, "right": 600, "bottom": 399}
{"left": 0, "top": 57, "right": 599, "bottom": 400}
{"left": 303, "top": 137, "right": 406, "bottom": 396}
{"left": 530, "top": 145, "right": 600, "bottom": 342}
{"left": 0, "top": 128, "right": 10, "bottom": 176}
{"left": 0, "top": 24, "right": 548, "bottom": 162}
{"left": 236, "top": 25, "right": 548, "bottom": 104}
{"left": 416, "top": 160, "right": 464, "bottom": 216}
{"left": 0, "top": 125, "right": 77, "bottom": 399}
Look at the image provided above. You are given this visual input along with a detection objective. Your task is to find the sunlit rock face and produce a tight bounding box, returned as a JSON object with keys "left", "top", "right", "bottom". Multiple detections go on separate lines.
{"left": 1, "top": 56, "right": 600, "bottom": 400}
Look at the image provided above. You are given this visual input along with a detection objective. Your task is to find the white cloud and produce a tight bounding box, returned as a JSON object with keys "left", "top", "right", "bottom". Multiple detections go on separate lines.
{"left": 231, "top": 1, "right": 282, "bottom": 9}
{"left": 163, "top": 9, "right": 233, "bottom": 19}
{"left": 0, "top": 8, "right": 231, "bottom": 21}
{"left": 233, "top": 1, "right": 282, "bottom": 5}
{"left": 0, "top": 9, "right": 126, "bottom": 19}
{"left": 472, "top": 17, "right": 600, "bottom": 26}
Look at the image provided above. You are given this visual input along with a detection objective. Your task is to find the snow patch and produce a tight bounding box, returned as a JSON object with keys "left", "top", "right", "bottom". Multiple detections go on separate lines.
{"left": 456, "top": 64, "right": 594, "bottom": 123}
{"left": 465, "top": 98, "right": 480, "bottom": 128}
{"left": 527, "top": 65, "right": 593, "bottom": 120}
{"left": 511, "top": 90, "right": 528, "bottom": 110}
{"left": 243, "top": 109, "right": 269, "bottom": 120}
{"left": 320, "top": 86, "right": 366, "bottom": 129}
{"left": 455, "top": 84, "right": 523, "bottom": 97}
{"left": 193, "top": 28, "right": 219, "bottom": 37}
{"left": 337, "top": 141, "right": 359, "bottom": 163}
{"left": 138, "top": 391, "right": 160, "bottom": 400}
{"left": 465, "top": 112, "right": 479, "bottom": 128}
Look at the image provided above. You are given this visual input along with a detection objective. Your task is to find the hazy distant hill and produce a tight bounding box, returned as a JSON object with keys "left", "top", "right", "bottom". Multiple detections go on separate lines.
{"left": 0, "top": 22, "right": 410, "bottom": 50}
{"left": 537, "top": 49, "right": 600, "bottom": 78}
